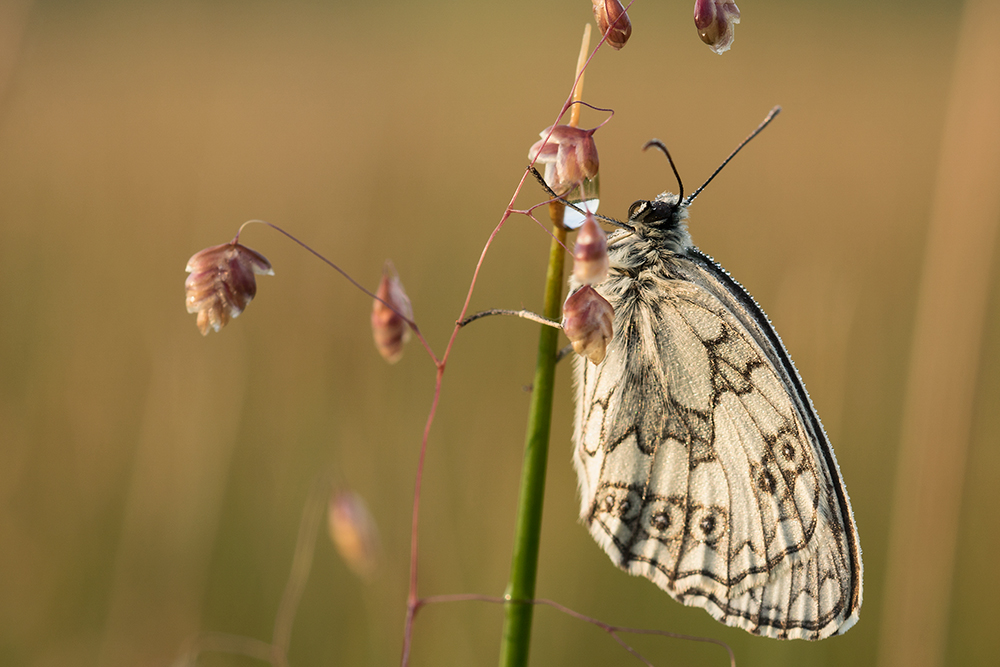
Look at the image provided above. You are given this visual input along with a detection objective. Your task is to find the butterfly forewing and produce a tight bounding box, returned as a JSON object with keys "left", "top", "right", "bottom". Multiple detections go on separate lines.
{"left": 571, "top": 194, "right": 862, "bottom": 640}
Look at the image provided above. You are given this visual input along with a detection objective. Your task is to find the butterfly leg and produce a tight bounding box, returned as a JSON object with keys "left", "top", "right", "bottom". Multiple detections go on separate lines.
{"left": 457, "top": 308, "right": 560, "bottom": 329}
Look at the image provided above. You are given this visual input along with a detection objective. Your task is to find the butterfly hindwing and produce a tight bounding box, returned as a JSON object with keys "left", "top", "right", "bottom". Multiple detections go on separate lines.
{"left": 571, "top": 195, "right": 862, "bottom": 640}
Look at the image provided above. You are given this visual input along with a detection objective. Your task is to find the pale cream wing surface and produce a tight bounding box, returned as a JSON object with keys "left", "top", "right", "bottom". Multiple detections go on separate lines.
{"left": 572, "top": 252, "right": 860, "bottom": 640}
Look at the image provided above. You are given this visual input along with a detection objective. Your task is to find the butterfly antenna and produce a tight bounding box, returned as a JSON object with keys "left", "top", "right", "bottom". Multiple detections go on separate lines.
{"left": 684, "top": 106, "right": 782, "bottom": 206}
{"left": 642, "top": 139, "right": 684, "bottom": 203}
{"left": 528, "top": 166, "right": 632, "bottom": 231}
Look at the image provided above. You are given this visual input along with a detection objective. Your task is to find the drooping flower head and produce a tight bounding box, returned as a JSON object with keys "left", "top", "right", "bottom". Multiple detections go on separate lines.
{"left": 328, "top": 489, "right": 380, "bottom": 580}
{"left": 528, "top": 125, "right": 600, "bottom": 197}
{"left": 592, "top": 0, "right": 632, "bottom": 50}
{"left": 184, "top": 242, "right": 273, "bottom": 335}
{"left": 573, "top": 214, "right": 609, "bottom": 285}
{"left": 371, "top": 261, "right": 413, "bottom": 364}
{"left": 562, "top": 285, "right": 614, "bottom": 365}
{"left": 694, "top": 0, "right": 741, "bottom": 54}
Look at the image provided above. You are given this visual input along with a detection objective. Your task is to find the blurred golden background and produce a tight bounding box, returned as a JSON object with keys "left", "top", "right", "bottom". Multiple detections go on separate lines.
{"left": 0, "top": 0, "right": 996, "bottom": 665}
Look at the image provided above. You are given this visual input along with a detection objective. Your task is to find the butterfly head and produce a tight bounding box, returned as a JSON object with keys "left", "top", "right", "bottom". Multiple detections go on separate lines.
{"left": 625, "top": 192, "right": 691, "bottom": 251}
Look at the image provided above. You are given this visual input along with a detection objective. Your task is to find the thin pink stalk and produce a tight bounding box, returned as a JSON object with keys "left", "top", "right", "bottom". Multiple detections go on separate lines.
{"left": 554, "top": 2, "right": 631, "bottom": 126}
{"left": 410, "top": 594, "right": 736, "bottom": 667}
{"left": 402, "top": 200, "right": 521, "bottom": 665}
{"left": 236, "top": 220, "right": 440, "bottom": 366}
{"left": 535, "top": 598, "right": 735, "bottom": 667}
{"left": 512, "top": 195, "right": 589, "bottom": 252}
{"left": 400, "top": 363, "right": 445, "bottom": 665}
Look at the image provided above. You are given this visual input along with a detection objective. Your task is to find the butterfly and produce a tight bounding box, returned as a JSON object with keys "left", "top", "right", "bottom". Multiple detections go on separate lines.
{"left": 567, "top": 108, "right": 863, "bottom": 640}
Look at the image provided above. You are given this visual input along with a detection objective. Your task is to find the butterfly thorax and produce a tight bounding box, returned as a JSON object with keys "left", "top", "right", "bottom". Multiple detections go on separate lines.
{"left": 606, "top": 192, "right": 693, "bottom": 276}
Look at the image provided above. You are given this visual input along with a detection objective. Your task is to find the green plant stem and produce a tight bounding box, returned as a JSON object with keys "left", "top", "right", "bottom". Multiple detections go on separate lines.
{"left": 498, "top": 208, "right": 567, "bottom": 667}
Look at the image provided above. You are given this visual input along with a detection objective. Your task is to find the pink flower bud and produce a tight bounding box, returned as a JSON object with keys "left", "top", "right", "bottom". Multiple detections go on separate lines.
{"left": 573, "top": 215, "right": 609, "bottom": 285}
{"left": 562, "top": 285, "right": 614, "bottom": 365}
{"left": 694, "top": 0, "right": 740, "bottom": 54}
{"left": 328, "top": 490, "right": 380, "bottom": 580}
{"left": 371, "top": 261, "right": 413, "bottom": 364}
{"left": 592, "top": 0, "right": 632, "bottom": 50}
{"left": 184, "top": 242, "right": 273, "bottom": 335}
{"left": 528, "top": 125, "right": 600, "bottom": 196}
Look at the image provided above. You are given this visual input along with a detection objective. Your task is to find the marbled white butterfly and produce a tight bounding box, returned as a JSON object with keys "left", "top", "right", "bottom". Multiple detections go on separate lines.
{"left": 569, "top": 108, "right": 862, "bottom": 639}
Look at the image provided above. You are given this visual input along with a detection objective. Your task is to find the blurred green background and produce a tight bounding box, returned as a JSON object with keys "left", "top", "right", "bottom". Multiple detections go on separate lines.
{"left": 1, "top": 0, "right": 997, "bottom": 665}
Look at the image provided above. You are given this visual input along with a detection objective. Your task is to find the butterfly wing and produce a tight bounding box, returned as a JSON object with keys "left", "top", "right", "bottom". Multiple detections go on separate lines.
{"left": 572, "top": 247, "right": 862, "bottom": 640}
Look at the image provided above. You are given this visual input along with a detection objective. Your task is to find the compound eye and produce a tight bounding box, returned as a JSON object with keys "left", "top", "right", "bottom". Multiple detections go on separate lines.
{"left": 627, "top": 200, "right": 649, "bottom": 220}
